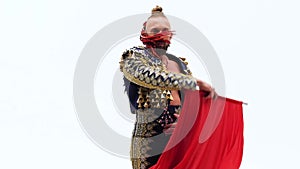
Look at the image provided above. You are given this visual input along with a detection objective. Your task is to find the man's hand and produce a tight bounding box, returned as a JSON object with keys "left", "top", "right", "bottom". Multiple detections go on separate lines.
{"left": 196, "top": 79, "right": 218, "bottom": 100}
{"left": 163, "top": 114, "right": 180, "bottom": 135}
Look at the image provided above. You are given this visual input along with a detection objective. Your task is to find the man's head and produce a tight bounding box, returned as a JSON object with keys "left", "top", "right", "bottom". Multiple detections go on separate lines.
{"left": 140, "top": 6, "right": 173, "bottom": 56}
{"left": 145, "top": 6, "right": 171, "bottom": 37}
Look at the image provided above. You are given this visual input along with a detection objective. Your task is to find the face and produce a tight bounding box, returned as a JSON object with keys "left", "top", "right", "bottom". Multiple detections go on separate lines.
{"left": 145, "top": 16, "right": 171, "bottom": 40}
{"left": 144, "top": 16, "right": 172, "bottom": 55}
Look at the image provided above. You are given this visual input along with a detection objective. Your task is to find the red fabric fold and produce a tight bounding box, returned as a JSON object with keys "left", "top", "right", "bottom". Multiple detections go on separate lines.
{"left": 150, "top": 90, "right": 244, "bottom": 169}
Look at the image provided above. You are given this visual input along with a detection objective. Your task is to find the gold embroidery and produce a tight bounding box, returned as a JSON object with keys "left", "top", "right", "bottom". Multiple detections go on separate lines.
{"left": 121, "top": 47, "right": 192, "bottom": 169}
{"left": 120, "top": 47, "right": 197, "bottom": 90}
{"left": 131, "top": 107, "right": 159, "bottom": 169}
{"left": 179, "top": 57, "right": 189, "bottom": 65}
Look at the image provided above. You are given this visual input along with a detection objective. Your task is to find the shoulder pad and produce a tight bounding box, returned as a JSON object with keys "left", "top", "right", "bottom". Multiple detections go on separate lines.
{"left": 179, "top": 57, "right": 189, "bottom": 65}
{"left": 121, "top": 49, "right": 134, "bottom": 60}
{"left": 119, "top": 48, "right": 134, "bottom": 71}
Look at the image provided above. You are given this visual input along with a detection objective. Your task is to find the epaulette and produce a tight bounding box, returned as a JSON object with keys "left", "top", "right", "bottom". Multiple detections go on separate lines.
{"left": 119, "top": 49, "right": 133, "bottom": 71}
{"left": 178, "top": 57, "right": 193, "bottom": 75}
{"left": 179, "top": 57, "right": 189, "bottom": 65}
{"left": 121, "top": 49, "right": 134, "bottom": 60}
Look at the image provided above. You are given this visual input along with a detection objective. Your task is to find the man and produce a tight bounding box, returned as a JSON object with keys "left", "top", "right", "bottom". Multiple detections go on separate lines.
{"left": 119, "top": 6, "right": 217, "bottom": 169}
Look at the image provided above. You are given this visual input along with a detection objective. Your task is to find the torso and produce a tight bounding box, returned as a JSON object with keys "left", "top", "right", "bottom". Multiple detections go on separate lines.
{"left": 165, "top": 56, "right": 182, "bottom": 106}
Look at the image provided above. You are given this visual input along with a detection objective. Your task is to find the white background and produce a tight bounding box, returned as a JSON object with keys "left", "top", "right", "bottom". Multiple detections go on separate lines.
{"left": 1, "top": 0, "right": 300, "bottom": 168}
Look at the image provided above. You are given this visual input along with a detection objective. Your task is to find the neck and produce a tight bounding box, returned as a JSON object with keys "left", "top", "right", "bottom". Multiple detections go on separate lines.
{"left": 158, "top": 54, "right": 169, "bottom": 68}
{"left": 148, "top": 47, "right": 167, "bottom": 59}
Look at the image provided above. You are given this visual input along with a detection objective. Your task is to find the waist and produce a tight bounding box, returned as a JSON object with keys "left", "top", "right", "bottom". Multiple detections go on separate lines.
{"left": 135, "top": 106, "right": 181, "bottom": 123}
{"left": 168, "top": 105, "right": 181, "bottom": 114}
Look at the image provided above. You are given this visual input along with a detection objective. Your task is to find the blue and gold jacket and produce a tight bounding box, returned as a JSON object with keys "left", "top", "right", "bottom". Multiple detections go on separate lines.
{"left": 120, "top": 46, "right": 198, "bottom": 167}
{"left": 119, "top": 46, "right": 197, "bottom": 116}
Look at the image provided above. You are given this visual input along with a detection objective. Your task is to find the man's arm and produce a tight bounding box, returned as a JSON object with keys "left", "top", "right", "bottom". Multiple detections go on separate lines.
{"left": 119, "top": 49, "right": 197, "bottom": 90}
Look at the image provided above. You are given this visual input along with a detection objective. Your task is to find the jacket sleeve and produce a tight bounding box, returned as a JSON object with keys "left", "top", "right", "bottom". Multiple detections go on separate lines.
{"left": 119, "top": 49, "right": 197, "bottom": 90}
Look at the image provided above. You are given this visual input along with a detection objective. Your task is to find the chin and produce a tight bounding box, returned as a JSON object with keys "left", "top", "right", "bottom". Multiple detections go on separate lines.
{"left": 154, "top": 47, "right": 168, "bottom": 56}
{"left": 154, "top": 43, "right": 170, "bottom": 55}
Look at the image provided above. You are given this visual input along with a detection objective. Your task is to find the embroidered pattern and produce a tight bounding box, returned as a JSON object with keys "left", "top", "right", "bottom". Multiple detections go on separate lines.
{"left": 120, "top": 46, "right": 189, "bottom": 169}
{"left": 120, "top": 46, "right": 197, "bottom": 91}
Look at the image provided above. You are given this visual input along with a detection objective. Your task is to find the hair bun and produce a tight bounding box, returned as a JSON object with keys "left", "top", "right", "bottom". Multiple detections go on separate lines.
{"left": 152, "top": 5, "right": 163, "bottom": 14}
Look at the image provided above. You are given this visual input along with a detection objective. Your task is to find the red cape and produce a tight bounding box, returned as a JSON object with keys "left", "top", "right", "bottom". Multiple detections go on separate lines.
{"left": 150, "top": 90, "right": 244, "bottom": 169}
